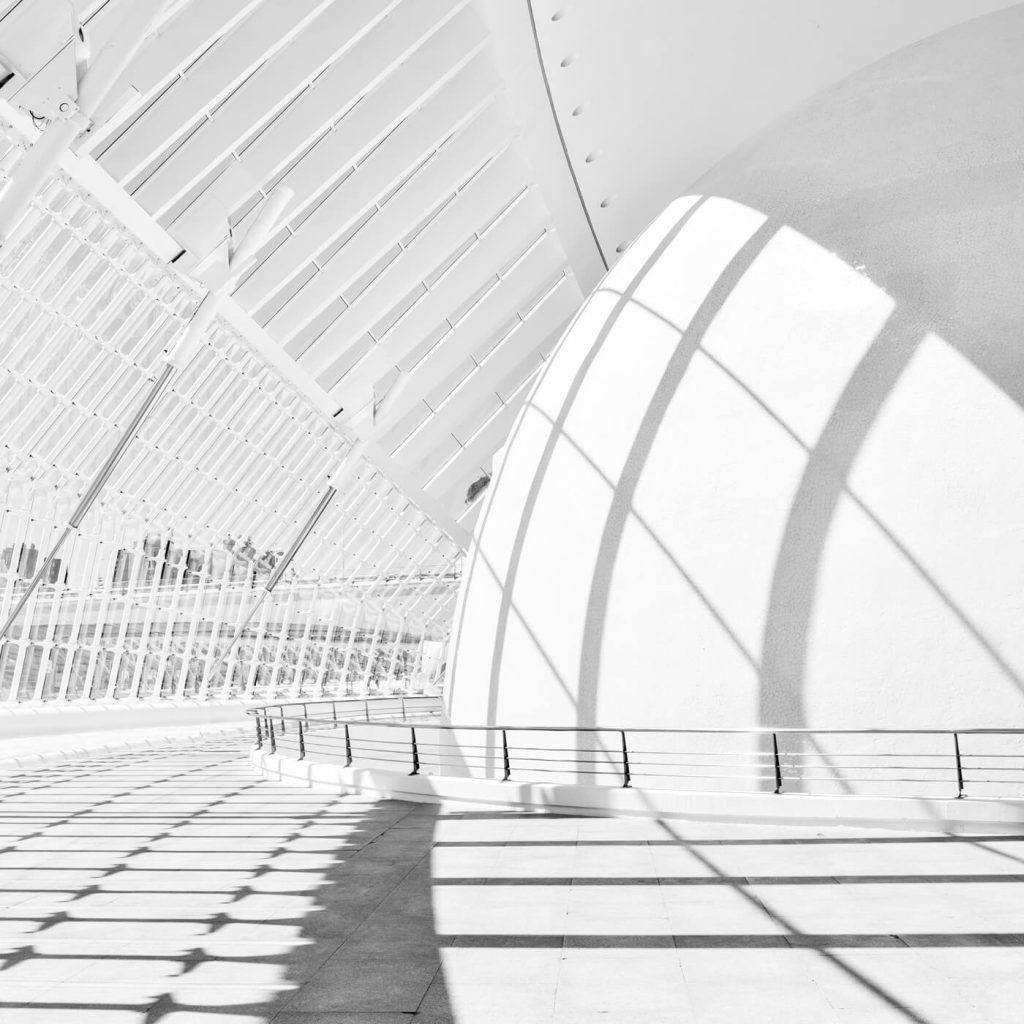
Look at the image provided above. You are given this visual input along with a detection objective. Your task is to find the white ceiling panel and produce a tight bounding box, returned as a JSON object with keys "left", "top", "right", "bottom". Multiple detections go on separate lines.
{"left": 99, "top": 0, "right": 335, "bottom": 183}
{"left": 301, "top": 143, "right": 530, "bottom": 380}
{"left": 235, "top": 53, "right": 500, "bottom": 319}
{"left": 268, "top": 103, "right": 510, "bottom": 344}
{"left": 327, "top": 186, "right": 552, "bottom": 412}
{"left": 134, "top": 0, "right": 399, "bottom": 217}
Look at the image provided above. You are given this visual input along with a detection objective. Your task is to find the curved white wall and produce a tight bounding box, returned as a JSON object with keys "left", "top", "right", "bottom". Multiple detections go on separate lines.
{"left": 448, "top": 5, "right": 1024, "bottom": 731}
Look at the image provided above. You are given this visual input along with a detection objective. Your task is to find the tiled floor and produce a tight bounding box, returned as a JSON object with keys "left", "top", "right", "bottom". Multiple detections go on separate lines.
{"left": 1, "top": 737, "right": 1023, "bottom": 1022}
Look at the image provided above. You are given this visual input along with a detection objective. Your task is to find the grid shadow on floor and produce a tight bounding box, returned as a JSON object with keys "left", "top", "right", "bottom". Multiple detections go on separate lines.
{"left": 2, "top": 739, "right": 1024, "bottom": 1022}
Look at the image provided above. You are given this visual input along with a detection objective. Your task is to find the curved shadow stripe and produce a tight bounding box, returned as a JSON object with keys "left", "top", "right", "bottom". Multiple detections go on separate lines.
{"left": 576, "top": 219, "right": 779, "bottom": 727}
{"left": 757, "top": 308, "right": 923, "bottom": 727}
{"left": 484, "top": 199, "right": 709, "bottom": 726}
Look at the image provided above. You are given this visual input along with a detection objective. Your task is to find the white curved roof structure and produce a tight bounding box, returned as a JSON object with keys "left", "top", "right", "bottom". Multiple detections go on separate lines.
{"left": 0, "top": 0, "right": 1010, "bottom": 703}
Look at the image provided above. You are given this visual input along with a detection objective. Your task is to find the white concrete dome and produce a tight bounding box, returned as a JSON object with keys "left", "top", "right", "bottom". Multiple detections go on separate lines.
{"left": 448, "top": 4, "right": 1024, "bottom": 731}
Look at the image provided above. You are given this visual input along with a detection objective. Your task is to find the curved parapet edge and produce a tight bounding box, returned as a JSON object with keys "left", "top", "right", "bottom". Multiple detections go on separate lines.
{"left": 251, "top": 748, "right": 1024, "bottom": 836}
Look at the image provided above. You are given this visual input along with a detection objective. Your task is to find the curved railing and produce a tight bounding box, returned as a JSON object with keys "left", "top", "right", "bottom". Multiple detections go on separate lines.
{"left": 247, "top": 698, "right": 1024, "bottom": 799}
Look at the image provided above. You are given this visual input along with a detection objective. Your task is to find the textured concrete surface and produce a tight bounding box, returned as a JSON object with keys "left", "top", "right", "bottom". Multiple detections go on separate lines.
{"left": 2, "top": 737, "right": 1024, "bottom": 1022}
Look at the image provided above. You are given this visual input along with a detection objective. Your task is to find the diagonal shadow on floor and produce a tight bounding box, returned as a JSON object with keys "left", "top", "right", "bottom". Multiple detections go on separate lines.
{"left": 3, "top": 740, "right": 1024, "bottom": 1023}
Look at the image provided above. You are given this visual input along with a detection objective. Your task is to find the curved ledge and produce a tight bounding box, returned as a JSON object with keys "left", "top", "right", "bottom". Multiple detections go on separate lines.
{"left": 252, "top": 749, "right": 1024, "bottom": 835}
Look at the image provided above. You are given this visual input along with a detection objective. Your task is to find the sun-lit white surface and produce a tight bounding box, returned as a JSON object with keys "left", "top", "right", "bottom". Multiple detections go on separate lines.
{"left": 4, "top": 738, "right": 1024, "bottom": 1022}
{"left": 451, "top": 187, "right": 1024, "bottom": 735}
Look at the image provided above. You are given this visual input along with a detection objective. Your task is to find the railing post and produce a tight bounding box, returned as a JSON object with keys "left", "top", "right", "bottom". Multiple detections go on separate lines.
{"left": 953, "top": 731, "right": 964, "bottom": 799}
{"left": 268, "top": 717, "right": 276, "bottom": 754}
{"left": 298, "top": 720, "right": 306, "bottom": 761}
{"left": 345, "top": 722, "right": 352, "bottom": 767}
{"left": 365, "top": 699, "right": 370, "bottom": 722}
{"left": 772, "top": 732, "right": 783, "bottom": 794}
{"left": 401, "top": 695, "right": 406, "bottom": 719}
{"left": 255, "top": 715, "right": 263, "bottom": 749}
{"left": 332, "top": 702, "right": 338, "bottom": 729}
{"left": 502, "top": 728, "right": 511, "bottom": 781}
{"left": 409, "top": 726, "right": 420, "bottom": 776}
{"left": 620, "top": 730, "right": 631, "bottom": 788}
{"left": 280, "top": 707, "right": 286, "bottom": 735}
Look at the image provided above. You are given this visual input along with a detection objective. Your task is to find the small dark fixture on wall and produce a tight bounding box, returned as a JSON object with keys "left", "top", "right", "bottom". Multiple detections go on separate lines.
{"left": 465, "top": 473, "right": 491, "bottom": 505}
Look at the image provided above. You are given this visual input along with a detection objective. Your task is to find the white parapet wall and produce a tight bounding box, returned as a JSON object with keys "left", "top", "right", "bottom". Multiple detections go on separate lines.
{"left": 0, "top": 698, "right": 256, "bottom": 741}
{"left": 0, "top": 699, "right": 258, "bottom": 768}
{"left": 252, "top": 748, "right": 1024, "bottom": 836}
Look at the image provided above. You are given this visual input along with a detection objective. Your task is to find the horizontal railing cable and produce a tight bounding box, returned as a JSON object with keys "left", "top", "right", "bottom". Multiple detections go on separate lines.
{"left": 248, "top": 698, "right": 1024, "bottom": 798}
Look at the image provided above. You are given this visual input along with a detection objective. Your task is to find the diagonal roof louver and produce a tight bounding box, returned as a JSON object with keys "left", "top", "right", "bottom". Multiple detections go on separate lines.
{"left": 68, "top": 0, "right": 583, "bottom": 535}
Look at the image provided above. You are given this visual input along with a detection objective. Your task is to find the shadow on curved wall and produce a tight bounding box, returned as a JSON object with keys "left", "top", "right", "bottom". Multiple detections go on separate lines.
{"left": 448, "top": 3, "right": 1024, "bottom": 738}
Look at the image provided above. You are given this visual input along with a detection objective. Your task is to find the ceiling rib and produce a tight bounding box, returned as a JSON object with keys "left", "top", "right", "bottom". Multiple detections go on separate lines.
{"left": 168, "top": 0, "right": 473, "bottom": 251}
{"left": 219, "top": 5, "right": 489, "bottom": 252}
{"left": 134, "top": 0, "right": 402, "bottom": 218}
{"left": 328, "top": 187, "right": 553, "bottom": 415}
{"left": 266, "top": 98, "right": 510, "bottom": 345}
{"left": 80, "top": 0, "right": 268, "bottom": 152}
{"left": 301, "top": 144, "right": 529, "bottom": 382}
{"left": 100, "top": 0, "right": 336, "bottom": 183}
{"left": 233, "top": 26, "right": 494, "bottom": 316}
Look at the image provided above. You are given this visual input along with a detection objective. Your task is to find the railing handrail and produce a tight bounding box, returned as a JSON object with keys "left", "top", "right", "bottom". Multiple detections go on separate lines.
{"left": 245, "top": 701, "right": 1024, "bottom": 736}
{"left": 246, "top": 697, "right": 1024, "bottom": 801}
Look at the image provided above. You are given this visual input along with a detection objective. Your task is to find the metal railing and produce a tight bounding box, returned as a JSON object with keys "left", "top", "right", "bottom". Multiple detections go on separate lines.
{"left": 247, "top": 699, "right": 1024, "bottom": 799}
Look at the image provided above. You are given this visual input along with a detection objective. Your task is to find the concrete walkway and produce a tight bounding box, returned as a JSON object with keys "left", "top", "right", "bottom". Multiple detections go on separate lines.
{"left": 1, "top": 738, "right": 1023, "bottom": 1023}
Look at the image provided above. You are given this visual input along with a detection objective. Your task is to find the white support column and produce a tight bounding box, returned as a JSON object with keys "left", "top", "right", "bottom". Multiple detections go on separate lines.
{"left": 197, "top": 553, "right": 237, "bottom": 700}
{"left": 268, "top": 585, "right": 298, "bottom": 698}
{"left": 429, "top": 636, "right": 447, "bottom": 688}
{"left": 80, "top": 522, "right": 127, "bottom": 701}
{"left": 0, "top": 512, "right": 30, "bottom": 649}
{"left": 175, "top": 545, "right": 212, "bottom": 699}
{"left": 105, "top": 533, "right": 147, "bottom": 700}
{"left": 30, "top": 527, "right": 75, "bottom": 701}
{"left": 221, "top": 567, "right": 256, "bottom": 699}
{"left": 411, "top": 627, "right": 428, "bottom": 692}
{"left": 56, "top": 530, "right": 100, "bottom": 702}
{"left": 243, "top": 593, "right": 274, "bottom": 700}
{"left": 8, "top": 494, "right": 58, "bottom": 700}
{"left": 128, "top": 537, "right": 169, "bottom": 698}
{"left": 384, "top": 615, "right": 406, "bottom": 693}
{"left": 313, "top": 594, "right": 345, "bottom": 697}
{"left": 151, "top": 537, "right": 190, "bottom": 699}
{"left": 361, "top": 607, "right": 386, "bottom": 695}
{"left": 290, "top": 582, "right": 319, "bottom": 700}
{"left": 340, "top": 603, "right": 363, "bottom": 696}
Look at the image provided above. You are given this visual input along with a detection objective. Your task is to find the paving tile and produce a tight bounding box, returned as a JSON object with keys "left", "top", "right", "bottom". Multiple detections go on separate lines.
{"left": 677, "top": 947, "right": 835, "bottom": 1024}
{"left": 436, "top": 945, "right": 560, "bottom": 1022}
{"left": 661, "top": 884, "right": 788, "bottom": 935}
{"left": 340, "top": 912, "right": 452, "bottom": 956}
{"left": 431, "top": 883, "right": 570, "bottom": 936}
{"left": 281, "top": 954, "right": 440, "bottom": 1013}
{"left": 805, "top": 947, "right": 988, "bottom": 1024}
{"left": 553, "top": 947, "right": 692, "bottom": 1023}
{"left": 2, "top": 733, "right": 1022, "bottom": 1024}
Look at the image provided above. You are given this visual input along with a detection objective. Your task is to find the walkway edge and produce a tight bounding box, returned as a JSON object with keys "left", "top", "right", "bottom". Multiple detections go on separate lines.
{"left": 252, "top": 749, "right": 1024, "bottom": 834}
{"left": 0, "top": 724, "right": 251, "bottom": 772}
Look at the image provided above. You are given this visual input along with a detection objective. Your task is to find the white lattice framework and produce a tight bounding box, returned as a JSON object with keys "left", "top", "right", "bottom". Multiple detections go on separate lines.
{"left": 0, "top": 0, "right": 599, "bottom": 705}
{"left": 0, "top": 122, "right": 459, "bottom": 703}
